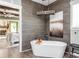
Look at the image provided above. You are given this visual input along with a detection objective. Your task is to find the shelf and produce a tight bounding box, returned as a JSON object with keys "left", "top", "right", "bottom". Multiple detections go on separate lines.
{"left": 0, "top": 26, "right": 8, "bottom": 28}
{"left": 0, "top": 16, "right": 19, "bottom": 20}
{"left": 0, "top": 8, "right": 19, "bottom": 15}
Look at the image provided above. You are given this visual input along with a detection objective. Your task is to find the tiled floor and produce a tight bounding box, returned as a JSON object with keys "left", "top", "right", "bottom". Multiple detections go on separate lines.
{"left": 0, "top": 47, "right": 32, "bottom": 58}
{"left": 0, "top": 46, "right": 78, "bottom": 58}
{"left": 0, "top": 37, "right": 78, "bottom": 58}
{"left": 0, "top": 37, "right": 9, "bottom": 48}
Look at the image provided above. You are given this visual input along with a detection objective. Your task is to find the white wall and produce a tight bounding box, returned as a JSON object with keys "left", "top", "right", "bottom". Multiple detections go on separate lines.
{"left": 0, "top": 0, "right": 21, "bottom": 5}
{"left": 0, "top": 0, "right": 21, "bottom": 9}
{"left": 70, "top": 0, "right": 79, "bottom": 44}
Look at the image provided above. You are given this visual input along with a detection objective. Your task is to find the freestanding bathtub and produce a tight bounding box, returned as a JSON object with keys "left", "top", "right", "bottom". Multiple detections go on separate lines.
{"left": 30, "top": 40, "right": 67, "bottom": 58}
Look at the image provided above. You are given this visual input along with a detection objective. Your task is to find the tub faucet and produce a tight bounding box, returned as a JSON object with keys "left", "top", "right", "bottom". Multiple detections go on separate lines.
{"left": 35, "top": 37, "right": 43, "bottom": 44}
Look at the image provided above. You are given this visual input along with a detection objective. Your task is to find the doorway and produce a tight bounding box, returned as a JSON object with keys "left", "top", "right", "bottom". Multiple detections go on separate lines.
{"left": 0, "top": 5, "right": 21, "bottom": 49}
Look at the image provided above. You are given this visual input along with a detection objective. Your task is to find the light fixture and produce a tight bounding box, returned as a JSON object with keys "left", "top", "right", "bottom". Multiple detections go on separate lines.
{"left": 37, "top": 0, "right": 55, "bottom": 15}
{"left": 42, "top": 0, "right": 46, "bottom": 1}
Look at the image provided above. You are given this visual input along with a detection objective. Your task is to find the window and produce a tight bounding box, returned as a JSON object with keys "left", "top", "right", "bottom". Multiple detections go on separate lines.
{"left": 10, "top": 22, "right": 18, "bottom": 32}
{"left": 72, "top": 2, "right": 79, "bottom": 28}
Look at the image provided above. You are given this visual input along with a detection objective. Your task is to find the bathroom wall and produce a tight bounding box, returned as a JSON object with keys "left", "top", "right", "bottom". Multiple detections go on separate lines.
{"left": 22, "top": 0, "right": 47, "bottom": 51}
{"left": 22, "top": 0, "right": 70, "bottom": 51}
{"left": 48, "top": 0, "right": 70, "bottom": 44}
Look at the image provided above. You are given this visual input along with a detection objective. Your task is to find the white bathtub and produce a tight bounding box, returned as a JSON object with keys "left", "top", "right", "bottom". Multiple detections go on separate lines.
{"left": 30, "top": 40, "right": 67, "bottom": 58}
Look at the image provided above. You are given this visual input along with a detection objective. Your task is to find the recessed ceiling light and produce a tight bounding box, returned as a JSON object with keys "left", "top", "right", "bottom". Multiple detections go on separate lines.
{"left": 42, "top": 0, "right": 46, "bottom": 1}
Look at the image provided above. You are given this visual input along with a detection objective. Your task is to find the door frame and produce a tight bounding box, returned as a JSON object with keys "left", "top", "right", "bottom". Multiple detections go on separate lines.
{"left": 19, "top": 5, "right": 22, "bottom": 52}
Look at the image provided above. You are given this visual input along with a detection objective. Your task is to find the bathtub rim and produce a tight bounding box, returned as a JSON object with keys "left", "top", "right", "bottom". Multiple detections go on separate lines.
{"left": 30, "top": 40, "right": 67, "bottom": 47}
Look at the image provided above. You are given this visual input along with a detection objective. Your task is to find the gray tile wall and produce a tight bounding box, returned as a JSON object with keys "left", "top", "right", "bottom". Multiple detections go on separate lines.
{"left": 22, "top": 0, "right": 70, "bottom": 52}
{"left": 22, "top": 0, "right": 47, "bottom": 51}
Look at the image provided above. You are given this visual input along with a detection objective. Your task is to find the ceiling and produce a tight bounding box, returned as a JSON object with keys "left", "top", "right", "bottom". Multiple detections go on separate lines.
{"left": 32, "top": 0, "right": 56, "bottom": 6}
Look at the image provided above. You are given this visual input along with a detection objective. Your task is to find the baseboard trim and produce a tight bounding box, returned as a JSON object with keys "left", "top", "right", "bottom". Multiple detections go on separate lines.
{"left": 9, "top": 44, "right": 19, "bottom": 48}
{"left": 21, "top": 49, "right": 32, "bottom": 52}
